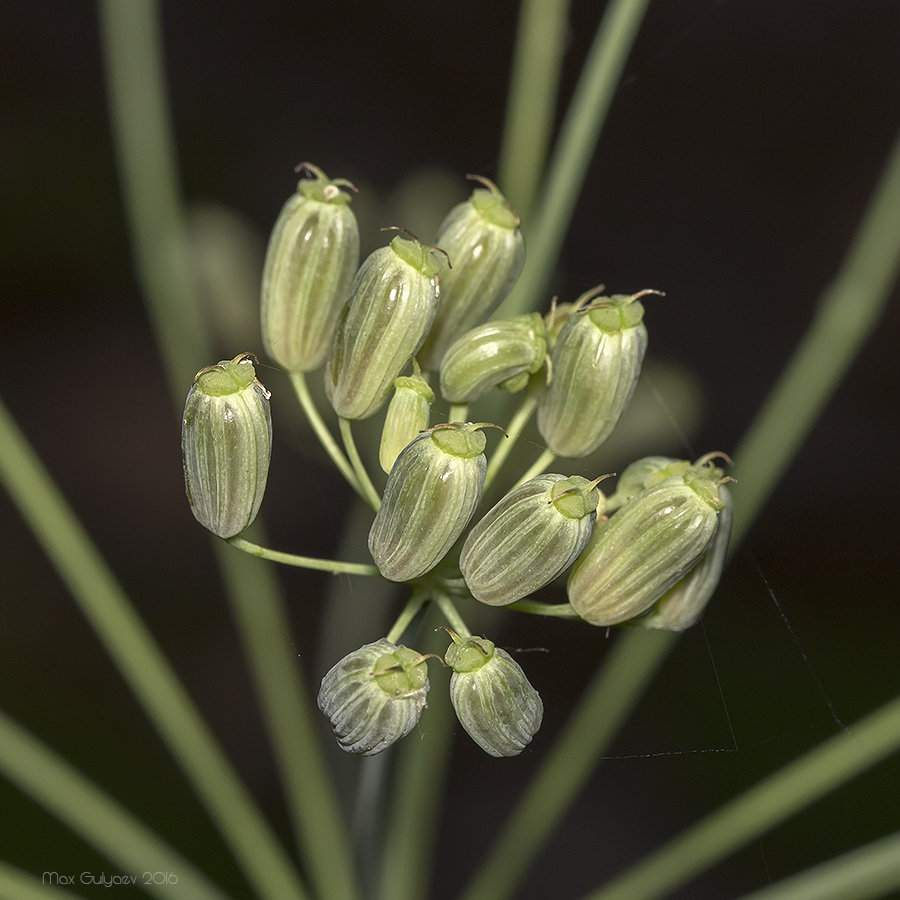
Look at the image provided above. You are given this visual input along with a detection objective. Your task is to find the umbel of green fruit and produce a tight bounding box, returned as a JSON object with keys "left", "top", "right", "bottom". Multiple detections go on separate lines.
{"left": 444, "top": 631, "right": 543, "bottom": 757}
{"left": 379, "top": 359, "right": 434, "bottom": 474}
{"left": 460, "top": 474, "right": 604, "bottom": 606}
{"left": 567, "top": 454, "right": 730, "bottom": 626}
{"left": 537, "top": 287, "right": 660, "bottom": 458}
{"left": 629, "top": 483, "right": 733, "bottom": 631}
{"left": 368, "top": 423, "right": 490, "bottom": 582}
{"left": 419, "top": 175, "right": 525, "bottom": 369}
{"left": 439, "top": 312, "right": 547, "bottom": 403}
{"left": 317, "top": 639, "right": 430, "bottom": 756}
{"left": 326, "top": 229, "right": 443, "bottom": 420}
{"left": 181, "top": 353, "right": 272, "bottom": 539}
{"left": 261, "top": 163, "right": 360, "bottom": 373}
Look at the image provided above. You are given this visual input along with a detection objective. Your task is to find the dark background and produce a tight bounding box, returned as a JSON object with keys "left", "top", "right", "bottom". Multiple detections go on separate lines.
{"left": 2, "top": 1, "right": 899, "bottom": 898}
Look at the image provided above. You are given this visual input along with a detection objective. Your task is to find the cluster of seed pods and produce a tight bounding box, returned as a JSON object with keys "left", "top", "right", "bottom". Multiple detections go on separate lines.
{"left": 180, "top": 165, "right": 733, "bottom": 758}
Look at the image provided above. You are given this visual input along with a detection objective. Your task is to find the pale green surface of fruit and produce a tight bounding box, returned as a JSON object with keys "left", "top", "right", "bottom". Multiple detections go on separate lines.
{"left": 261, "top": 164, "right": 360, "bottom": 372}
{"left": 326, "top": 233, "right": 441, "bottom": 419}
{"left": 369, "top": 423, "right": 487, "bottom": 582}
{"left": 181, "top": 353, "right": 272, "bottom": 539}
{"left": 461, "top": 474, "right": 601, "bottom": 606}
{"left": 445, "top": 633, "right": 543, "bottom": 757}
{"left": 317, "top": 639, "right": 430, "bottom": 756}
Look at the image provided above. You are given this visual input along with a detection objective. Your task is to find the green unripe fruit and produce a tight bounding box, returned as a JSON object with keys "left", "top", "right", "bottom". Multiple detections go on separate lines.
{"left": 368, "top": 423, "right": 489, "bottom": 582}
{"left": 537, "top": 289, "right": 658, "bottom": 458}
{"left": 379, "top": 360, "right": 434, "bottom": 474}
{"left": 567, "top": 457, "right": 728, "bottom": 625}
{"left": 419, "top": 176, "right": 525, "bottom": 369}
{"left": 181, "top": 353, "right": 272, "bottom": 539}
{"left": 439, "top": 313, "right": 547, "bottom": 403}
{"left": 261, "top": 164, "right": 360, "bottom": 372}
{"left": 630, "top": 485, "right": 733, "bottom": 631}
{"left": 567, "top": 456, "right": 725, "bottom": 625}
{"left": 326, "top": 231, "right": 442, "bottom": 419}
{"left": 444, "top": 632, "right": 543, "bottom": 757}
{"left": 317, "top": 639, "right": 430, "bottom": 756}
{"left": 460, "top": 474, "right": 602, "bottom": 606}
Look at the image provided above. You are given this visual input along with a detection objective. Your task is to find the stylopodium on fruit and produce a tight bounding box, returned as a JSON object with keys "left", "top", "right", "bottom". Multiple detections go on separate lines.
{"left": 261, "top": 163, "right": 360, "bottom": 372}
{"left": 460, "top": 474, "right": 604, "bottom": 606}
{"left": 368, "top": 423, "right": 491, "bottom": 582}
{"left": 444, "top": 631, "right": 543, "bottom": 757}
{"left": 181, "top": 352, "right": 272, "bottom": 539}
{"left": 317, "top": 639, "right": 430, "bottom": 756}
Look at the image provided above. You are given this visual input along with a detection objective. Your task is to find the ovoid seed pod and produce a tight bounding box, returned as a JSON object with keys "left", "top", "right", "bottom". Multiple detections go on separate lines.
{"left": 567, "top": 457, "right": 728, "bottom": 626}
{"left": 445, "top": 632, "right": 543, "bottom": 757}
{"left": 419, "top": 176, "right": 525, "bottom": 370}
{"left": 379, "top": 360, "right": 434, "bottom": 474}
{"left": 537, "top": 288, "right": 659, "bottom": 458}
{"left": 630, "top": 484, "right": 733, "bottom": 632}
{"left": 326, "top": 231, "right": 442, "bottom": 419}
{"left": 439, "top": 313, "right": 547, "bottom": 404}
{"left": 317, "top": 639, "right": 430, "bottom": 756}
{"left": 181, "top": 352, "right": 272, "bottom": 539}
{"left": 460, "top": 474, "right": 602, "bottom": 606}
{"left": 605, "top": 455, "right": 691, "bottom": 513}
{"left": 261, "top": 164, "right": 360, "bottom": 372}
{"left": 368, "top": 423, "right": 489, "bottom": 582}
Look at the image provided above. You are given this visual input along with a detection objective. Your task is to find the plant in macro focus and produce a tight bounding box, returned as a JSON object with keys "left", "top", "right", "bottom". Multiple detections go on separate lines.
{"left": 2, "top": 3, "right": 900, "bottom": 900}
{"left": 182, "top": 165, "right": 735, "bottom": 760}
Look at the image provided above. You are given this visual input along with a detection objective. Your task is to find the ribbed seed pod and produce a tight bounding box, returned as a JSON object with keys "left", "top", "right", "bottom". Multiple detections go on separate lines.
{"left": 419, "top": 176, "right": 525, "bottom": 369}
{"left": 261, "top": 164, "right": 360, "bottom": 372}
{"left": 379, "top": 360, "right": 434, "bottom": 474}
{"left": 567, "top": 458, "right": 728, "bottom": 626}
{"left": 439, "top": 313, "right": 547, "bottom": 403}
{"left": 181, "top": 353, "right": 272, "bottom": 539}
{"left": 460, "top": 474, "right": 602, "bottom": 606}
{"left": 368, "top": 423, "right": 489, "bottom": 582}
{"left": 317, "top": 639, "right": 430, "bottom": 756}
{"left": 630, "top": 484, "right": 733, "bottom": 631}
{"left": 445, "top": 633, "right": 543, "bottom": 757}
{"left": 537, "top": 289, "right": 659, "bottom": 458}
{"left": 326, "top": 231, "right": 442, "bottom": 419}
{"left": 605, "top": 455, "right": 691, "bottom": 512}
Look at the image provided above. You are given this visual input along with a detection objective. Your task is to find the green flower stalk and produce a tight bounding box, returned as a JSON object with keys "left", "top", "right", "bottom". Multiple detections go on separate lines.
{"left": 439, "top": 312, "right": 547, "bottom": 403}
{"left": 629, "top": 483, "right": 733, "bottom": 631}
{"left": 460, "top": 474, "right": 604, "bottom": 606}
{"left": 261, "top": 163, "right": 360, "bottom": 372}
{"left": 379, "top": 360, "right": 434, "bottom": 474}
{"left": 368, "top": 423, "right": 490, "bottom": 582}
{"left": 567, "top": 455, "right": 730, "bottom": 626}
{"left": 317, "top": 639, "right": 431, "bottom": 756}
{"left": 419, "top": 175, "right": 525, "bottom": 369}
{"left": 181, "top": 352, "right": 272, "bottom": 539}
{"left": 537, "top": 288, "right": 659, "bottom": 458}
{"left": 444, "top": 632, "right": 543, "bottom": 757}
{"left": 326, "top": 230, "right": 443, "bottom": 419}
